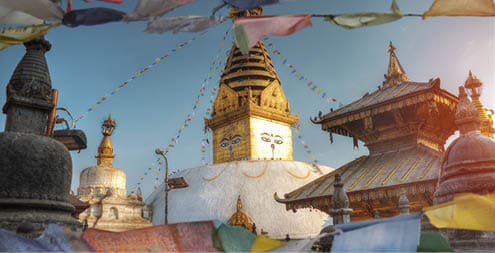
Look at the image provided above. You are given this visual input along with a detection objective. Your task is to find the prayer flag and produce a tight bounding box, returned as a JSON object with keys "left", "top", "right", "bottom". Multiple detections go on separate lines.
{"left": 0, "top": 23, "right": 60, "bottom": 50}
{"left": 417, "top": 231, "right": 454, "bottom": 252}
{"left": 325, "top": 0, "right": 403, "bottom": 29}
{"left": 126, "top": 0, "right": 195, "bottom": 21}
{"left": 0, "top": 6, "right": 43, "bottom": 25}
{"left": 233, "top": 15, "right": 312, "bottom": 55}
{"left": 214, "top": 224, "right": 256, "bottom": 252}
{"left": 331, "top": 212, "right": 422, "bottom": 252}
{"left": 423, "top": 0, "right": 495, "bottom": 19}
{"left": 0, "top": 0, "right": 64, "bottom": 21}
{"left": 63, "top": 7, "right": 125, "bottom": 27}
{"left": 146, "top": 16, "right": 226, "bottom": 34}
{"left": 423, "top": 192, "right": 495, "bottom": 231}
{"left": 84, "top": 0, "right": 124, "bottom": 3}
{"left": 250, "top": 236, "right": 285, "bottom": 252}
{"left": 223, "top": 0, "right": 282, "bottom": 10}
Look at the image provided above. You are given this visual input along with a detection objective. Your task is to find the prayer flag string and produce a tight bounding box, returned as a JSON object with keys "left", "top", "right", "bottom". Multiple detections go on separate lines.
{"left": 131, "top": 28, "right": 230, "bottom": 193}
{"left": 293, "top": 123, "right": 319, "bottom": 164}
{"left": 200, "top": 75, "right": 221, "bottom": 165}
{"left": 161, "top": 28, "right": 230, "bottom": 155}
{"left": 263, "top": 37, "right": 337, "bottom": 104}
{"left": 74, "top": 30, "right": 208, "bottom": 123}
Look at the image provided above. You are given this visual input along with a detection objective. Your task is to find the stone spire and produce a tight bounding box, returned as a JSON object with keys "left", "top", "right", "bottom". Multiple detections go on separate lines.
{"left": 383, "top": 42, "right": 409, "bottom": 88}
{"left": 96, "top": 114, "right": 116, "bottom": 165}
{"left": 330, "top": 173, "right": 352, "bottom": 224}
{"left": 463, "top": 71, "right": 494, "bottom": 138}
{"left": 3, "top": 37, "right": 53, "bottom": 134}
{"left": 397, "top": 190, "right": 410, "bottom": 215}
{"left": 0, "top": 37, "right": 77, "bottom": 235}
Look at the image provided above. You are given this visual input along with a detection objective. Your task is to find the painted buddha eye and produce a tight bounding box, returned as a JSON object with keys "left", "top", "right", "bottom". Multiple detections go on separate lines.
{"left": 261, "top": 132, "right": 271, "bottom": 142}
{"left": 273, "top": 135, "right": 283, "bottom": 145}
{"left": 231, "top": 135, "right": 241, "bottom": 145}
{"left": 220, "top": 138, "right": 230, "bottom": 148}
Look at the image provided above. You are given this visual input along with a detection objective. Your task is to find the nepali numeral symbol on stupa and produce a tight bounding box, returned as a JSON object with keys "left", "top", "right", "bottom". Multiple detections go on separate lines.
{"left": 260, "top": 132, "right": 284, "bottom": 159}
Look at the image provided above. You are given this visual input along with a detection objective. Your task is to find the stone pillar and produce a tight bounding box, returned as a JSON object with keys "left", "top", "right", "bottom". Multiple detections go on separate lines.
{"left": 398, "top": 190, "right": 410, "bottom": 215}
{"left": 329, "top": 174, "right": 352, "bottom": 224}
{"left": 0, "top": 37, "right": 78, "bottom": 236}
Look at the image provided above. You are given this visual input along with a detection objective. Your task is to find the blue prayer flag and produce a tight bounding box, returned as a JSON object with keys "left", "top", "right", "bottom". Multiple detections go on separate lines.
{"left": 332, "top": 212, "right": 422, "bottom": 252}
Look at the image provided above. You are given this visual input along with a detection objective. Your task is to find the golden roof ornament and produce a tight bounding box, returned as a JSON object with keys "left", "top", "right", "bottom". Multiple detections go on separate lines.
{"left": 455, "top": 86, "right": 480, "bottom": 135}
{"left": 383, "top": 41, "right": 409, "bottom": 88}
{"left": 463, "top": 71, "right": 494, "bottom": 138}
{"left": 96, "top": 114, "right": 116, "bottom": 165}
{"left": 228, "top": 195, "right": 254, "bottom": 231}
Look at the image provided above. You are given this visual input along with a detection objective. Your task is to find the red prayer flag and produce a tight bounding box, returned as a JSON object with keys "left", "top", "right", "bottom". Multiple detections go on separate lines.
{"left": 84, "top": 0, "right": 124, "bottom": 3}
{"left": 233, "top": 15, "right": 312, "bottom": 54}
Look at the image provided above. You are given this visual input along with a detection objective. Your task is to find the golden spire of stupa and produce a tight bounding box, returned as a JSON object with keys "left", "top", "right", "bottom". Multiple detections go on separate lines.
{"left": 384, "top": 41, "right": 409, "bottom": 88}
{"left": 464, "top": 71, "right": 494, "bottom": 138}
{"left": 205, "top": 8, "right": 298, "bottom": 163}
{"left": 96, "top": 114, "right": 116, "bottom": 165}
{"left": 220, "top": 8, "right": 279, "bottom": 92}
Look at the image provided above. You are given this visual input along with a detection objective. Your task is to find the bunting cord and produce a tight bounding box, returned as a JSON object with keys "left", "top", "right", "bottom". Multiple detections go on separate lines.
{"left": 263, "top": 37, "right": 337, "bottom": 104}
{"left": 131, "top": 29, "right": 231, "bottom": 193}
{"left": 200, "top": 83, "right": 219, "bottom": 165}
{"left": 73, "top": 30, "right": 209, "bottom": 124}
{"left": 161, "top": 27, "right": 230, "bottom": 155}
{"left": 293, "top": 123, "right": 319, "bottom": 164}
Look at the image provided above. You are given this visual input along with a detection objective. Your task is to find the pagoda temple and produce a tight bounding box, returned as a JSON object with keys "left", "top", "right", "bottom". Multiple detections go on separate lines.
{"left": 76, "top": 115, "right": 151, "bottom": 231}
{"left": 275, "top": 42, "right": 459, "bottom": 220}
{"left": 145, "top": 8, "right": 333, "bottom": 239}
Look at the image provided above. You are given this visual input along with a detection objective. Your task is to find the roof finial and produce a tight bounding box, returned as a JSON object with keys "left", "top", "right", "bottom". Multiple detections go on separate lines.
{"left": 96, "top": 114, "right": 116, "bottom": 165}
{"left": 455, "top": 86, "right": 480, "bottom": 135}
{"left": 384, "top": 41, "right": 408, "bottom": 88}
{"left": 463, "top": 71, "right": 494, "bottom": 138}
{"left": 228, "top": 195, "right": 254, "bottom": 230}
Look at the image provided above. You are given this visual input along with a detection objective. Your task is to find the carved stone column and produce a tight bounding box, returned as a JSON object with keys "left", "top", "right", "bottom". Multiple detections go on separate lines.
{"left": 329, "top": 174, "right": 352, "bottom": 224}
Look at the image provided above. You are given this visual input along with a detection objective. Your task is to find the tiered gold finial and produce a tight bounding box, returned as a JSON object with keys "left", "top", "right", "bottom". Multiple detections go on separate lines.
{"left": 455, "top": 86, "right": 480, "bottom": 135}
{"left": 463, "top": 71, "right": 494, "bottom": 138}
{"left": 384, "top": 41, "right": 409, "bottom": 88}
{"left": 96, "top": 114, "right": 116, "bottom": 165}
{"left": 228, "top": 195, "right": 254, "bottom": 231}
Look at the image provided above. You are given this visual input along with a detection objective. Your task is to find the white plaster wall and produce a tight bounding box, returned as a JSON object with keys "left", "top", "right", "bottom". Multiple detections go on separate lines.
{"left": 146, "top": 160, "right": 333, "bottom": 239}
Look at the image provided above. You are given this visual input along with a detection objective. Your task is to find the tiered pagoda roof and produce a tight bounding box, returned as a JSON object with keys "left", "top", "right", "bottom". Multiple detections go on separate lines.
{"left": 276, "top": 43, "right": 459, "bottom": 220}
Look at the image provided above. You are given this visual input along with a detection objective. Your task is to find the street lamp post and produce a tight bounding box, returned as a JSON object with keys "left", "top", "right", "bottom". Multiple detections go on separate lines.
{"left": 155, "top": 148, "right": 169, "bottom": 224}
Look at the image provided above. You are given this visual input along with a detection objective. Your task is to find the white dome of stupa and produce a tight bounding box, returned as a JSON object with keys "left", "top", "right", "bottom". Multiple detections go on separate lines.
{"left": 146, "top": 160, "right": 333, "bottom": 239}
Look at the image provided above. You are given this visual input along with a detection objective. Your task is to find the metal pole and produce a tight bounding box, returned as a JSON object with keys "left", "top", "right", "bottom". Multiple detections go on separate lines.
{"left": 155, "top": 149, "right": 169, "bottom": 224}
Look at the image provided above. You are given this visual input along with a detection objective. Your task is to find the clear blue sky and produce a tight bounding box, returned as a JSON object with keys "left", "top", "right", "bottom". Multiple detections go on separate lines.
{"left": 0, "top": 0, "right": 494, "bottom": 197}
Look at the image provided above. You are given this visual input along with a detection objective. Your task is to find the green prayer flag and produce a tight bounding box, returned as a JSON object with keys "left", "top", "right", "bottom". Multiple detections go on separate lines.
{"left": 233, "top": 24, "right": 250, "bottom": 55}
{"left": 417, "top": 232, "right": 454, "bottom": 252}
{"left": 325, "top": 0, "right": 402, "bottom": 29}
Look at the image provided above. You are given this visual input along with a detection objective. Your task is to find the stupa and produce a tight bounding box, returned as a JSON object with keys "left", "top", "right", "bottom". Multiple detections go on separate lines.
{"left": 146, "top": 8, "right": 333, "bottom": 239}
{"left": 77, "top": 115, "right": 151, "bottom": 231}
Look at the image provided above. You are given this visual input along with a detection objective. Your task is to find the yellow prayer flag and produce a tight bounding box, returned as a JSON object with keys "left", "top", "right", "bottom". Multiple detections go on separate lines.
{"left": 250, "top": 236, "right": 285, "bottom": 252}
{"left": 0, "top": 22, "right": 60, "bottom": 50}
{"left": 423, "top": 0, "right": 495, "bottom": 19}
{"left": 424, "top": 192, "right": 495, "bottom": 232}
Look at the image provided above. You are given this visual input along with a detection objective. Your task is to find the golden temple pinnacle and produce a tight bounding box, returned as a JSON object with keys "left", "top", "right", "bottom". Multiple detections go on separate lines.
{"left": 384, "top": 41, "right": 409, "bottom": 88}
{"left": 463, "top": 71, "right": 494, "bottom": 138}
{"left": 205, "top": 8, "right": 298, "bottom": 163}
{"left": 96, "top": 114, "right": 116, "bottom": 165}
